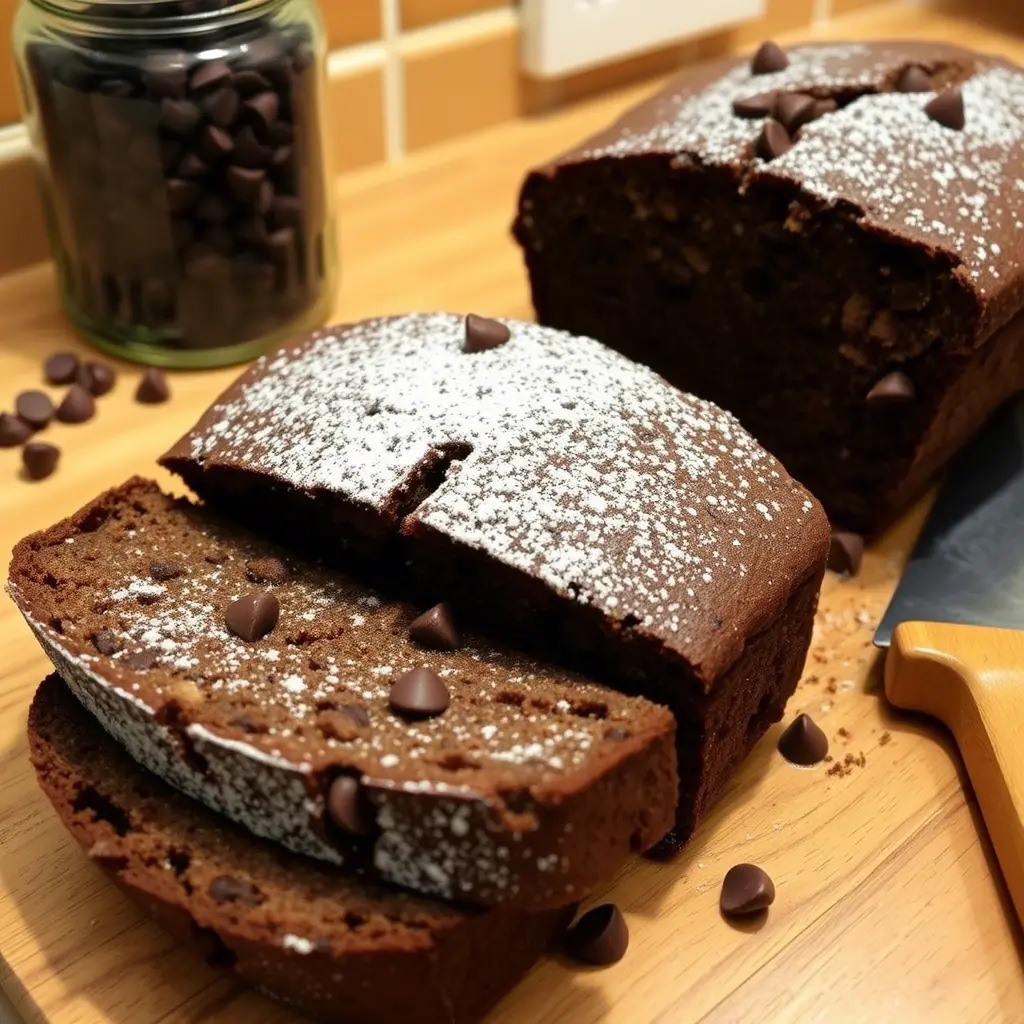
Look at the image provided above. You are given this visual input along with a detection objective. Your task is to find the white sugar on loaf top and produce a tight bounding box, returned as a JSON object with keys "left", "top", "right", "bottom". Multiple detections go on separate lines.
{"left": 181, "top": 313, "right": 824, "bottom": 669}
{"left": 582, "top": 42, "right": 1024, "bottom": 310}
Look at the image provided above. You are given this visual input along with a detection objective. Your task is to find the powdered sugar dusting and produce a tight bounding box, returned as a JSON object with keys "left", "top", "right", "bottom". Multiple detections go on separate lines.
{"left": 182, "top": 314, "right": 822, "bottom": 666}
{"left": 580, "top": 43, "right": 1024, "bottom": 310}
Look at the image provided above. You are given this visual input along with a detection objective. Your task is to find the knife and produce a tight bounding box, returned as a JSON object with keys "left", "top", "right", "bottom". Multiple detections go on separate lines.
{"left": 876, "top": 394, "right": 1024, "bottom": 925}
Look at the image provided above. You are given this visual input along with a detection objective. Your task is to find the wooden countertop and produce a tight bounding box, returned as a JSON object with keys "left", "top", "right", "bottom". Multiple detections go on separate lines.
{"left": 2, "top": 4, "right": 1024, "bottom": 1022}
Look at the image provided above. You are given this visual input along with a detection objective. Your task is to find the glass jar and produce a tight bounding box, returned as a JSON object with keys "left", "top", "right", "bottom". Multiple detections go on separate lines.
{"left": 13, "top": 0, "right": 336, "bottom": 367}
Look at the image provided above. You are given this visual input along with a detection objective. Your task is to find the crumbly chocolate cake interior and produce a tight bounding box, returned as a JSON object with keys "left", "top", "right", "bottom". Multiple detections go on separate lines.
{"left": 514, "top": 42, "right": 1024, "bottom": 532}
{"left": 10, "top": 478, "right": 676, "bottom": 905}
{"left": 29, "top": 674, "right": 570, "bottom": 1024}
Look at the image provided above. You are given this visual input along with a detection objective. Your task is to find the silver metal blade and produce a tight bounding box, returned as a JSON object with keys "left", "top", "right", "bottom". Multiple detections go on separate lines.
{"left": 875, "top": 394, "right": 1024, "bottom": 647}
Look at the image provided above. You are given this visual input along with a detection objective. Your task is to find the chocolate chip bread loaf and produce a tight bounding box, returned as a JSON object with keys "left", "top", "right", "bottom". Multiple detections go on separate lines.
{"left": 514, "top": 42, "right": 1024, "bottom": 533}
{"left": 10, "top": 478, "right": 676, "bottom": 908}
{"left": 29, "top": 675, "right": 571, "bottom": 1024}
{"left": 160, "top": 313, "right": 830, "bottom": 850}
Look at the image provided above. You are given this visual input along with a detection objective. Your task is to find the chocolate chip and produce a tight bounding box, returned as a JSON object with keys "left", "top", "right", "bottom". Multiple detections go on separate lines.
{"left": 464, "top": 314, "right": 511, "bottom": 353}
{"left": 721, "top": 864, "right": 775, "bottom": 917}
{"left": 136, "top": 367, "right": 170, "bottom": 404}
{"left": 0, "top": 413, "right": 31, "bottom": 447}
{"left": 124, "top": 647, "right": 161, "bottom": 670}
{"left": 177, "top": 151, "right": 207, "bottom": 179}
{"left": 158, "top": 97, "right": 201, "bottom": 135}
{"left": 565, "top": 904, "right": 629, "bottom": 965}
{"left": 190, "top": 59, "right": 232, "bottom": 93}
{"left": 142, "top": 51, "right": 189, "bottom": 98}
{"left": 897, "top": 65, "right": 931, "bottom": 93}
{"left": 208, "top": 875, "right": 262, "bottom": 906}
{"left": 756, "top": 119, "right": 791, "bottom": 160}
{"left": 924, "top": 87, "right": 965, "bottom": 130}
{"left": 246, "top": 556, "right": 289, "bottom": 585}
{"left": 203, "top": 87, "right": 240, "bottom": 129}
{"left": 56, "top": 384, "right": 96, "bottom": 424}
{"left": 751, "top": 41, "right": 788, "bottom": 75}
{"left": 234, "top": 69, "right": 271, "bottom": 96}
{"left": 827, "top": 530, "right": 864, "bottom": 576}
{"left": 225, "top": 592, "right": 280, "bottom": 641}
{"left": 244, "top": 91, "right": 280, "bottom": 137}
{"left": 326, "top": 775, "right": 376, "bottom": 837}
{"left": 810, "top": 98, "right": 838, "bottom": 120}
{"left": 227, "top": 165, "right": 266, "bottom": 204}
{"left": 93, "top": 630, "right": 122, "bottom": 655}
{"left": 74, "top": 361, "right": 116, "bottom": 397}
{"left": 265, "top": 226, "right": 295, "bottom": 262}
{"left": 270, "top": 194, "right": 301, "bottom": 228}
{"left": 732, "top": 91, "right": 777, "bottom": 118}
{"left": 866, "top": 370, "right": 915, "bottom": 404}
{"left": 268, "top": 121, "right": 294, "bottom": 146}
{"left": 44, "top": 351, "right": 80, "bottom": 385}
{"left": 389, "top": 668, "right": 450, "bottom": 719}
{"left": 16, "top": 390, "right": 54, "bottom": 429}
{"left": 778, "top": 713, "right": 829, "bottom": 765}
{"left": 150, "top": 561, "right": 184, "bottom": 581}
{"left": 773, "top": 92, "right": 816, "bottom": 133}
{"left": 234, "top": 125, "right": 272, "bottom": 168}
{"left": 409, "top": 602, "right": 460, "bottom": 651}
{"left": 199, "top": 124, "right": 235, "bottom": 161}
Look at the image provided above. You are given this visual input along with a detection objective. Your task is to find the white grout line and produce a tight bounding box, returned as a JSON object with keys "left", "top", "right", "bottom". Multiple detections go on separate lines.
{"left": 0, "top": 122, "right": 29, "bottom": 160}
{"left": 326, "top": 40, "right": 387, "bottom": 76}
{"left": 381, "top": 0, "right": 405, "bottom": 163}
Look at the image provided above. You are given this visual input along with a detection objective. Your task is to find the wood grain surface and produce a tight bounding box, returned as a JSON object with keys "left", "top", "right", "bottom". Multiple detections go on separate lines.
{"left": 2, "top": 5, "right": 1023, "bottom": 1022}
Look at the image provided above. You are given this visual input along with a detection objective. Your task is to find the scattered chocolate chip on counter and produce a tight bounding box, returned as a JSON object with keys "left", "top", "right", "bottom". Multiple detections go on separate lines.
{"left": 55, "top": 384, "right": 96, "bottom": 424}
{"left": 22, "top": 441, "right": 60, "bottom": 480}
{"left": 0, "top": 412, "right": 32, "bottom": 447}
{"left": 389, "top": 667, "right": 451, "bottom": 719}
{"left": 326, "top": 775, "right": 377, "bottom": 837}
{"left": 15, "top": 390, "right": 54, "bottom": 430}
{"left": 720, "top": 864, "right": 775, "bottom": 917}
{"left": 778, "top": 713, "right": 829, "bottom": 766}
{"left": 827, "top": 530, "right": 864, "bottom": 576}
{"left": 136, "top": 367, "right": 171, "bottom": 404}
{"left": 409, "top": 602, "right": 461, "bottom": 651}
{"left": 464, "top": 314, "right": 511, "bottom": 353}
{"left": 565, "top": 904, "right": 629, "bottom": 965}
{"left": 44, "top": 351, "right": 80, "bottom": 385}
{"left": 76, "top": 361, "right": 117, "bottom": 397}
{"left": 225, "top": 592, "right": 280, "bottom": 641}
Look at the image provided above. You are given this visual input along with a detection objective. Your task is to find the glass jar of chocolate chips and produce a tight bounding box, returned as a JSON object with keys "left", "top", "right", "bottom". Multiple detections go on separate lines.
{"left": 13, "top": 0, "right": 336, "bottom": 367}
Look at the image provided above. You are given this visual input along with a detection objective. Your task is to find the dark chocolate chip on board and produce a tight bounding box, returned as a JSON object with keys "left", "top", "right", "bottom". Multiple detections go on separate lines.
{"left": 16, "top": 390, "right": 54, "bottom": 429}
{"left": 136, "top": 367, "right": 171, "bottom": 404}
{"left": 720, "top": 864, "right": 776, "bottom": 917}
{"left": 565, "top": 904, "right": 629, "bottom": 965}
{"left": 76, "top": 362, "right": 116, "bottom": 397}
{"left": 0, "top": 413, "right": 32, "bottom": 447}
{"left": 44, "top": 352, "right": 79, "bottom": 385}
{"left": 55, "top": 384, "right": 96, "bottom": 424}
{"left": 22, "top": 441, "right": 60, "bottom": 480}
{"left": 777, "top": 713, "right": 829, "bottom": 765}
{"left": 827, "top": 530, "right": 864, "bottom": 575}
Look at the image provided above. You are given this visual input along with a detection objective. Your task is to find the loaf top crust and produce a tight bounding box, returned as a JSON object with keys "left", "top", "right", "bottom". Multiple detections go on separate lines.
{"left": 545, "top": 42, "right": 1024, "bottom": 338}
{"left": 163, "top": 313, "right": 829, "bottom": 684}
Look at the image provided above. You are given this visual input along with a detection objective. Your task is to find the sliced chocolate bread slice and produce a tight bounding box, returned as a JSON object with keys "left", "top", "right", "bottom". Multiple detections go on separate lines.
{"left": 29, "top": 674, "right": 572, "bottom": 1024}
{"left": 10, "top": 478, "right": 677, "bottom": 909}
{"left": 161, "top": 313, "right": 830, "bottom": 850}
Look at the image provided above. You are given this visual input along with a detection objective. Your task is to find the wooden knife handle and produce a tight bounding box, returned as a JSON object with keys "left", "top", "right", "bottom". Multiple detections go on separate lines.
{"left": 887, "top": 621, "right": 1024, "bottom": 926}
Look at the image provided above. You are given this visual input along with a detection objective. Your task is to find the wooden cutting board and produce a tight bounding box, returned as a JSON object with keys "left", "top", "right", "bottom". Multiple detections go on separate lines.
{"left": 2, "top": 5, "right": 1024, "bottom": 1021}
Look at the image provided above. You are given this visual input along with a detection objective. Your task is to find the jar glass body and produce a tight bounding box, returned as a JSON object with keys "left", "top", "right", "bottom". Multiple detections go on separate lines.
{"left": 13, "top": 0, "right": 336, "bottom": 367}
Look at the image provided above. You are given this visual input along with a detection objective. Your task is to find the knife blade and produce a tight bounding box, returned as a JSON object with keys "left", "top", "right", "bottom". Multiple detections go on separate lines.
{"left": 875, "top": 394, "right": 1024, "bottom": 647}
